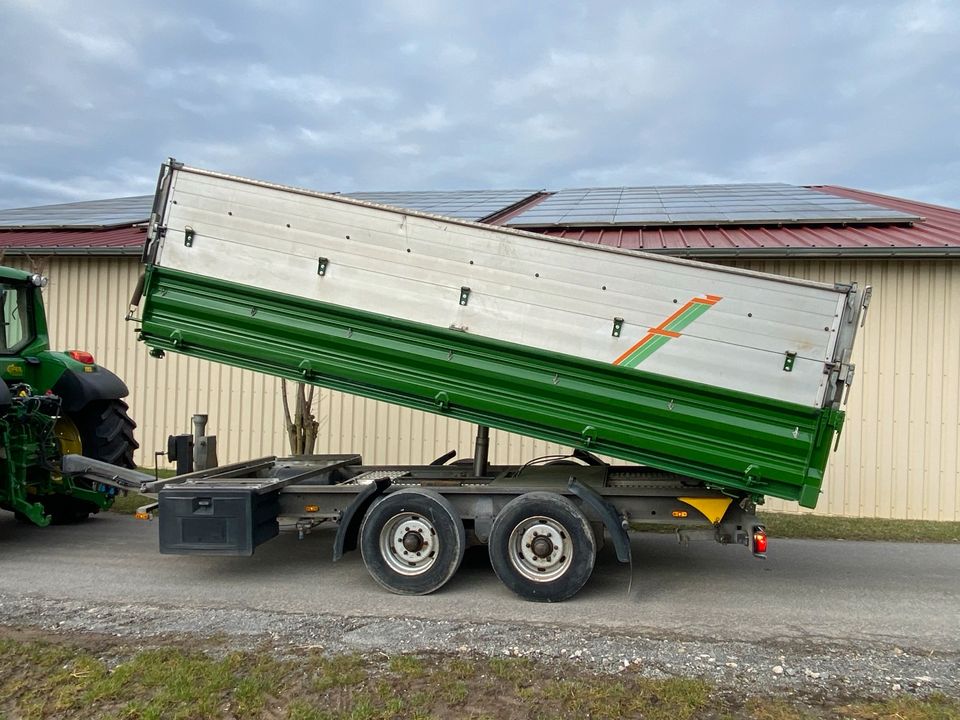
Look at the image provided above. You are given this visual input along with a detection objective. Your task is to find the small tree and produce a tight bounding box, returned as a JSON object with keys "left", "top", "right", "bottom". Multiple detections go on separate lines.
{"left": 281, "top": 379, "right": 320, "bottom": 455}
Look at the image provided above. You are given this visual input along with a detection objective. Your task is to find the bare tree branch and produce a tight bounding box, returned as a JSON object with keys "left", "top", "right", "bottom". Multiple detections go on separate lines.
{"left": 281, "top": 378, "right": 321, "bottom": 456}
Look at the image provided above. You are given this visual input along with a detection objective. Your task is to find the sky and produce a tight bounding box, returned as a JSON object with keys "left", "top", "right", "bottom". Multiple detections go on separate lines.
{"left": 1, "top": 0, "right": 958, "bottom": 210}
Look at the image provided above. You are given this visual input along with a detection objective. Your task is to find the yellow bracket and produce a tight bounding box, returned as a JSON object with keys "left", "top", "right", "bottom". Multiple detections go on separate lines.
{"left": 678, "top": 496, "right": 733, "bottom": 524}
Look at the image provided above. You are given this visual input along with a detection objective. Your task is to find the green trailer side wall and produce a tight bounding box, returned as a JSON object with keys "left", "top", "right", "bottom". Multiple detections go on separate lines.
{"left": 138, "top": 266, "right": 844, "bottom": 508}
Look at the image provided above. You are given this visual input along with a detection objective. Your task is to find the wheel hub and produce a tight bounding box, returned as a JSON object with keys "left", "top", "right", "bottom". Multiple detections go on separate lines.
{"left": 402, "top": 530, "right": 425, "bottom": 552}
{"left": 509, "top": 518, "right": 574, "bottom": 582}
{"left": 531, "top": 535, "right": 554, "bottom": 558}
{"left": 379, "top": 513, "right": 438, "bottom": 576}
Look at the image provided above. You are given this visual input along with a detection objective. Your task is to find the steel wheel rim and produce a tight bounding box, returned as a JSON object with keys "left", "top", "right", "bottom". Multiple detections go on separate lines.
{"left": 507, "top": 516, "right": 573, "bottom": 582}
{"left": 379, "top": 512, "right": 439, "bottom": 576}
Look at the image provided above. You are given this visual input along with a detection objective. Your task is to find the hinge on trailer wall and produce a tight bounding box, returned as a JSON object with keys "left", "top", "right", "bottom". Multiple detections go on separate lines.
{"left": 859, "top": 286, "right": 873, "bottom": 327}
{"left": 611, "top": 317, "right": 624, "bottom": 337}
{"left": 842, "top": 364, "right": 856, "bottom": 405}
{"left": 459, "top": 286, "right": 471, "bottom": 306}
{"left": 184, "top": 226, "right": 195, "bottom": 247}
{"left": 783, "top": 350, "right": 796, "bottom": 372}
{"left": 145, "top": 213, "right": 161, "bottom": 243}
{"left": 317, "top": 257, "right": 329, "bottom": 276}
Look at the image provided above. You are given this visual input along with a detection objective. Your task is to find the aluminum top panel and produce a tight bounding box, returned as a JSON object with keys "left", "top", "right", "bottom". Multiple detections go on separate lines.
{"left": 0, "top": 195, "right": 153, "bottom": 228}
{"left": 343, "top": 189, "right": 537, "bottom": 221}
{"left": 507, "top": 184, "right": 921, "bottom": 227}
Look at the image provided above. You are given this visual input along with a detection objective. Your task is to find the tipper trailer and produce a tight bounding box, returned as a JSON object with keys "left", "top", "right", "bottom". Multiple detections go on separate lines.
{"left": 74, "top": 160, "right": 870, "bottom": 601}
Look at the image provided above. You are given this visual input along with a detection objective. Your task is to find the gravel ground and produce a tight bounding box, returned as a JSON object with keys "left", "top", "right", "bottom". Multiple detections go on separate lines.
{"left": 2, "top": 592, "right": 956, "bottom": 701}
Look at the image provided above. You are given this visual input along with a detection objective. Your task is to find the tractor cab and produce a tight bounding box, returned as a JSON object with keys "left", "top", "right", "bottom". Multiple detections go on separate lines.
{"left": 0, "top": 268, "right": 46, "bottom": 361}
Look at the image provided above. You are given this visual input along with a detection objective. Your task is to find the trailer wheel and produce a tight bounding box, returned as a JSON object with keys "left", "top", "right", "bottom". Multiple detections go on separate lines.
{"left": 488, "top": 492, "right": 596, "bottom": 603}
{"left": 359, "top": 488, "right": 465, "bottom": 595}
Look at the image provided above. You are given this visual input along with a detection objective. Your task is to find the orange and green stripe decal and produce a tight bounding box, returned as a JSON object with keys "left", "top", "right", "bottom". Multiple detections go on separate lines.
{"left": 614, "top": 294, "right": 722, "bottom": 368}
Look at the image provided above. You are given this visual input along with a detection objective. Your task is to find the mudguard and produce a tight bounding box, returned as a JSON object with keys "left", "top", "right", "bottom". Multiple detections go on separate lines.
{"left": 332, "top": 477, "right": 391, "bottom": 561}
{"left": 568, "top": 477, "right": 632, "bottom": 564}
{"left": 51, "top": 367, "right": 129, "bottom": 413}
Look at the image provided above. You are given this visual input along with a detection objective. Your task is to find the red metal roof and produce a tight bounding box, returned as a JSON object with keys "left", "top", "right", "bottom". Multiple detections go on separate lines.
{"left": 0, "top": 226, "right": 146, "bottom": 255}
{"left": 518, "top": 186, "right": 960, "bottom": 257}
{"left": 0, "top": 185, "right": 956, "bottom": 258}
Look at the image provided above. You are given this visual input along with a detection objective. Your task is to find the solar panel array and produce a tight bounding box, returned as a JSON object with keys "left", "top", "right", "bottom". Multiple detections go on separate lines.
{"left": 506, "top": 184, "right": 921, "bottom": 227}
{"left": 343, "top": 189, "right": 537, "bottom": 221}
{"left": 0, "top": 184, "right": 920, "bottom": 231}
{"left": 0, "top": 195, "right": 153, "bottom": 228}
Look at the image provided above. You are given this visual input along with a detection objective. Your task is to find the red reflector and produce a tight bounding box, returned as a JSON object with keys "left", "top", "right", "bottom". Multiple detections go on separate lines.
{"left": 753, "top": 526, "right": 768, "bottom": 555}
{"left": 68, "top": 350, "right": 95, "bottom": 364}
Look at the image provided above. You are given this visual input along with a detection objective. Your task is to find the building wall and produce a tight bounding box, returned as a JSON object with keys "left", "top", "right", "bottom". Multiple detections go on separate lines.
{"left": 10, "top": 254, "right": 959, "bottom": 521}
{"left": 730, "top": 258, "right": 959, "bottom": 522}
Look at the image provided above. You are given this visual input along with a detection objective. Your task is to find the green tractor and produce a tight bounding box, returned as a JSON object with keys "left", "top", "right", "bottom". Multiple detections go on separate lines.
{"left": 0, "top": 266, "right": 137, "bottom": 526}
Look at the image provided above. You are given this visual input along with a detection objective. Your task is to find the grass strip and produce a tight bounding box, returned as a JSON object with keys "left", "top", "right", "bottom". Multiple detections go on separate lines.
{"left": 756, "top": 512, "right": 960, "bottom": 543}
{"left": 1, "top": 635, "right": 958, "bottom": 720}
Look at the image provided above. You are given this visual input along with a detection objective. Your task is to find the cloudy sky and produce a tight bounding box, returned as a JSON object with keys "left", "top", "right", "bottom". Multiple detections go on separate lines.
{"left": 1, "top": 0, "right": 958, "bottom": 210}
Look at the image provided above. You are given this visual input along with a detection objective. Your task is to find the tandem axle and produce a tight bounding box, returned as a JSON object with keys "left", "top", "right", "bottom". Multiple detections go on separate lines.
{"left": 64, "top": 428, "right": 767, "bottom": 603}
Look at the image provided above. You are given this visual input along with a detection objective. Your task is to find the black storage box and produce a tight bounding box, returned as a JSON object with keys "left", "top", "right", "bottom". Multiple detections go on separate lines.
{"left": 158, "top": 486, "right": 281, "bottom": 556}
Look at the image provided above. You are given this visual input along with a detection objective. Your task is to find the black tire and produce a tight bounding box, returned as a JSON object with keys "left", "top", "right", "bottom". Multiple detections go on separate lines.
{"left": 72, "top": 399, "right": 139, "bottom": 469}
{"left": 46, "top": 399, "right": 138, "bottom": 524}
{"left": 488, "top": 492, "right": 596, "bottom": 603}
{"left": 359, "top": 488, "right": 465, "bottom": 595}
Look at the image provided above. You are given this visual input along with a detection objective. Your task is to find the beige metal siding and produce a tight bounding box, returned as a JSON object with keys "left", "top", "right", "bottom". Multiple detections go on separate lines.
{"left": 10, "top": 254, "right": 958, "bottom": 520}
{"left": 730, "top": 259, "right": 959, "bottom": 521}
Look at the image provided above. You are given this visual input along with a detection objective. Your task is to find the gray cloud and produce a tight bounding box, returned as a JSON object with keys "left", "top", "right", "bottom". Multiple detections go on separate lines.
{"left": 0, "top": 0, "right": 957, "bottom": 209}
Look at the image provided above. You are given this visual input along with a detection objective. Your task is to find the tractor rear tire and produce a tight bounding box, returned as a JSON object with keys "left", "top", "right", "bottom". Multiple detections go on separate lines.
{"left": 73, "top": 399, "right": 139, "bottom": 469}
{"left": 46, "top": 399, "right": 138, "bottom": 524}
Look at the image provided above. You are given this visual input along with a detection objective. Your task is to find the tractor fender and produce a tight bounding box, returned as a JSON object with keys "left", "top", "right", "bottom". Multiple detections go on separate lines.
{"left": 51, "top": 367, "right": 129, "bottom": 413}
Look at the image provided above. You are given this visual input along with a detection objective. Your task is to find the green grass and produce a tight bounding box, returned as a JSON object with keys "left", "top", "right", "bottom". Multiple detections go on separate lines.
{"left": 841, "top": 694, "right": 960, "bottom": 720}
{"left": 2, "top": 635, "right": 958, "bottom": 720}
{"left": 756, "top": 512, "right": 960, "bottom": 543}
{"left": 108, "top": 492, "right": 157, "bottom": 515}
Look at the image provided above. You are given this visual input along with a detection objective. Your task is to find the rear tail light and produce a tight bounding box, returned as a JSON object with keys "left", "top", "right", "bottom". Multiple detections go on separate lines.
{"left": 752, "top": 525, "right": 768, "bottom": 557}
{"left": 68, "top": 350, "right": 95, "bottom": 364}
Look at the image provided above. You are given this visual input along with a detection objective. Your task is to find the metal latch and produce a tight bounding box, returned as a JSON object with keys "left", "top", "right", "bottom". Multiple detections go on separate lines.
{"left": 612, "top": 317, "right": 624, "bottom": 337}
{"left": 184, "top": 226, "right": 195, "bottom": 247}
{"left": 146, "top": 212, "right": 160, "bottom": 243}
{"left": 859, "top": 286, "right": 873, "bottom": 328}
{"left": 783, "top": 351, "right": 796, "bottom": 372}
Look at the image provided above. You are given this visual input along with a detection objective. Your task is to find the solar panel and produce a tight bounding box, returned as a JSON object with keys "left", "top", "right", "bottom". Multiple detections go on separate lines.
{"left": 0, "top": 183, "right": 921, "bottom": 232}
{"left": 505, "top": 184, "right": 921, "bottom": 227}
{"left": 0, "top": 196, "right": 153, "bottom": 228}
{"left": 344, "top": 189, "right": 538, "bottom": 221}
